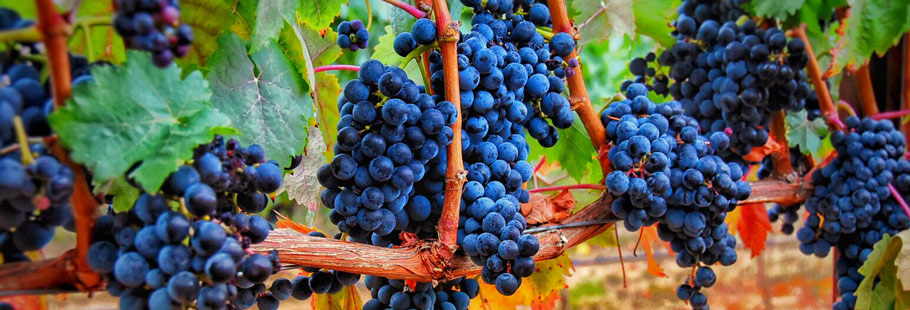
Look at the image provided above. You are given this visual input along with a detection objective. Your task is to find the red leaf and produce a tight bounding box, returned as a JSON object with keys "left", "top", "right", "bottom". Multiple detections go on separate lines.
{"left": 743, "top": 135, "right": 784, "bottom": 162}
{"left": 736, "top": 202, "right": 772, "bottom": 258}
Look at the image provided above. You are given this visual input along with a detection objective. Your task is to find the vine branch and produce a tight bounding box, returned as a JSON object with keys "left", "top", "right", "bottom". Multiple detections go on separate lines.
{"left": 855, "top": 64, "right": 879, "bottom": 115}
{"left": 770, "top": 111, "right": 794, "bottom": 179}
{"left": 792, "top": 25, "right": 845, "bottom": 131}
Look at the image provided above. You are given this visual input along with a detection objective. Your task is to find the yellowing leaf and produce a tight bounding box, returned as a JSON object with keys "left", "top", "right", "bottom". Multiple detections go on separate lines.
{"left": 895, "top": 230, "right": 910, "bottom": 289}
{"left": 856, "top": 234, "right": 903, "bottom": 310}
{"left": 640, "top": 225, "right": 667, "bottom": 278}
{"left": 310, "top": 284, "right": 362, "bottom": 310}
{"left": 725, "top": 206, "right": 742, "bottom": 237}
{"left": 736, "top": 202, "right": 772, "bottom": 258}
{"left": 278, "top": 126, "right": 327, "bottom": 208}
{"left": 469, "top": 254, "right": 573, "bottom": 310}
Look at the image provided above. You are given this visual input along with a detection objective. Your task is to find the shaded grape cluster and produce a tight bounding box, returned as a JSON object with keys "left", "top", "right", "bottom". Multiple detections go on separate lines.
{"left": 601, "top": 83, "right": 750, "bottom": 310}
{"left": 112, "top": 0, "right": 194, "bottom": 67}
{"left": 624, "top": 0, "right": 810, "bottom": 166}
{"left": 0, "top": 52, "right": 104, "bottom": 263}
{"left": 796, "top": 117, "right": 910, "bottom": 310}
{"left": 336, "top": 19, "right": 370, "bottom": 51}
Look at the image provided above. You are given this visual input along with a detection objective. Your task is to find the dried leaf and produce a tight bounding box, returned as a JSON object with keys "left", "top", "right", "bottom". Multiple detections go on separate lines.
{"left": 743, "top": 135, "right": 785, "bottom": 162}
{"left": 640, "top": 225, "right": 667, "bottom": 278}
{"left": 522, "top": 191, "right": 575, "bottom": 225}
{"left": 736, "top": 202, "right": 772, "bottom": 258}
{"left": 895, "top": 230, "right": 910, "bottom": 289}
{"left": 277, "top": 126, "right": 327, "bottom": 209}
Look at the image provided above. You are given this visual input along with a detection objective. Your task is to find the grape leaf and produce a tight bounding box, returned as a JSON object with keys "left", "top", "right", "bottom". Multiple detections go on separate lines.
{"left": 389, "top": 0, "right": 418, "bottom": 35}
{"left": 278, "top": 126, "right": 327, "bottom": 208}
{"left": 786, "top": 110, "right": 829, "bottom": 159}
{"left": 736, "top": 202, "right": 771, "bottom": 258}
{"left": 69, "top": 1, "right": 127, "bottom": 64}
{"left": 298, "top": 0, "right": 348, "bottom": 30}
{"left": 751, "top": 0, "right": 805, "bottom": 20}
{"left": 250, "top": 0, "right": 297, "bottom": 53}
{"left": 310, "top": 284, "right": 363, "bottom": 310}
{"left": 283, "top": 23, "right": 344, "bottom": 154}
{"left": 179, "top": 0, "right": 238, "bottom": 69}
{"left": 207, "top": 33, "right": 311, "bottom": 169}
{"left": 469, "top": 254, "right": 572, "bottom": 310}
{"left": 641, "top": 224, "right": 668, "bottom": 277}
{"left": 94, "top": 176, "right": 140, "bottom": 212}
{"left": 574, "top": 0, "right": 635, "bottom": 47}
{"left": 582, "top": 225, "right": 618, "bottom": 248}
{"left": 631, "top": 0, "right": 678, "bottom": 48}
{"left": 529, "top": 118, "right": 596, "bottom": 183}
{"left": 831, "top": 0, "right": 910, "bottom": 72}
{"left": 856, "top": 233, "right": 903, "bottom": 310}
{"left": 49, "top": 51, "right": 232, "bottom": 193}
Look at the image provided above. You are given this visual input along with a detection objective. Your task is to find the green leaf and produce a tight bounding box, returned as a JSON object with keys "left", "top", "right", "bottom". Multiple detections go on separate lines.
{"left": 179, "top": 0, "right": 238, "bottom": 70}
{"left": 298, "top": 0, "right": 348, "bottom": 30}
{"left": 3, "top": 2, "right": 37, "bottom": 18}
{"left": 631, "top": 0, "right": 678, "bottom": 48}
{"left": 751, "top": 0, "right": 805, "bottom": 20}
{"left": 94, "top": 177, "right": 140, "bottom": 213}
{"left": 208, "top": 34, "right": 311, "bottom": 168}
{"left": 785, "top": 110, "right": 829, "bottom": 159}
{"left": 389, "top": 1, "right": 418, "bottom": 35}
{"left": 583, "top": 225, "right": 618, "bottom": 248}
{"left": 49, "top": 51, "right": 231, "bottom": 193}
{"left": 856, "top": 234, "right": 903, "bottom": 310}
{"left": 68, "top": 1, "right": 127, "bottom": 64}
{"left": 529, "top": 118, "right": 596, "bottom": 182}
{"left": 251, "top": 0, "right": 298, "bottom": 53}
{"left": 832, "top": 0, "right": 910, "bottom": 71}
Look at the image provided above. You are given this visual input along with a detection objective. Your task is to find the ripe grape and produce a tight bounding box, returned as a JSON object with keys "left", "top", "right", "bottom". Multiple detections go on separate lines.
{"left": 337, "top": 19, "right": 370, "bottom": 51}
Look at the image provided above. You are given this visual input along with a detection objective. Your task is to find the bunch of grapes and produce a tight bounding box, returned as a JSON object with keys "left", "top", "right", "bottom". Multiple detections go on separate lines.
{"left": 85, "top": 136, "right": 307, "bottom": 309}
{"left": 318, "top": 59, "right": 451, "bottom": 244}
{"left": 362, "top": 277, "right": 478, "bottom": 310}
{"left": 795, "top": 117, "right": 910, "bottom": 310}
{"left": 112, "top": 0, "right": 194, "bottom": 67}
{"left": 624, "top": 0, "right": 810, "bottom": 166}
{"left": 336, "top": 19, "right": 370, "bottom": 51}
{"left": 602, "top": 83, "right": 750, "bottom": 310}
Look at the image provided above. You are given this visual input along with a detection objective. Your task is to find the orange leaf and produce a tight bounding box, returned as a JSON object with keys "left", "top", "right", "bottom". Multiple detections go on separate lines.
{"left": 469, "top": 254, "right": 573, "bottom": 310}
{"left": 522, "top": 191, "right": 574, "bottom": 225}
{"left": 0, "top": 295, "right": 45, "bottom": 310}
{"left": 640, "top": 225, "right": 667, "bottom": 278}
{"left": 736, "top": 202, "right": 772, "bottom": 258}
{"left": 743, "top": 135, "right": 784, "bottom": 162}
{"left": 310, "top": 284, "right": 363, "bottom": 310}
{"left": 274, "top": 213, "right": 318, "bottom": 235}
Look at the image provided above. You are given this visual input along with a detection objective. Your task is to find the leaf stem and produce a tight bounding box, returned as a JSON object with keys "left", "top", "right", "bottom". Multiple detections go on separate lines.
{"left": 313, "top": 65, "right": 361, "bottom": 73}
{"left": 365, "top": 0, "right": 374, "bottom": 31}
{"left": 835, "top": 100, "right": 857, "bottom": 117}
{"left": 399, "top": 42, "right": 437, "bottom": 69}
{"left": 528, "top": 183, "right": 605, "bottom": 193}
{"left": 870, "top": 109, "right": 910, "bottom": 121}
{"left": 382, "top": 0, "right": 426, "bottom": 19}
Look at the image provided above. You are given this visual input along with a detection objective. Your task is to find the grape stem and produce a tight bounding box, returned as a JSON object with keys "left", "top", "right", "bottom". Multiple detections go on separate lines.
{"left": 399, "top": 42, "right": 438, "bottom": 69}
{"left": 888, "top": 184, "right": 910, "bottom": 219}
{"left": 365, "top": 0, "right": 374, "bottom": 31}
{"left": 313, "top": 65, "right": 361, "bottom": 73}
{"left": 536, "top": 26, "right": 554, "bottom": 40}
{"left": 382, "top": 0, "right": 426, "bottom": 19}
{"left": 528, "top": 184, "right": 606, "bottom": 193}
{"left": 791, "top": 25, "right": 845, "bottom": 131}
{"left": 12, "top": 117, "right": 35, "bottom": 165}
{"left": 0, "top": 136, "right": 55, "bottom": 155}
{"left": 0, "top": 26, "right": 42, "bottom": 43}
{"left": 836, "top": 100, "right": 858, "bottom": 117}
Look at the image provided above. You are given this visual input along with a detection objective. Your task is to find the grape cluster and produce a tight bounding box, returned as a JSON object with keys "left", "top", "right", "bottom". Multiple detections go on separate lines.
{"left": 363, "top": 276, "right": 479, "bottom": 310}
{"left": 601, "top": 83, "right": 749, "bottom": 310}
{"left": 112, "top": 0, "right": 194, "bottom": 67}
{"left": 796, "top": 117, "right": 910, "bottom": 310}
{"left": 86, "top": 137, "right": 300, "bottom": 309}
{"left": 0, "top": 53, "right": 104, "bottom": 263}
{"left": 336, "top": 19, "right": 370, "bottom": 51}
{"left": 319, "top": 59, "right": 452, "bottom": 244}
{"left": 624, "top": 0, "right": 810, "bottom": 164}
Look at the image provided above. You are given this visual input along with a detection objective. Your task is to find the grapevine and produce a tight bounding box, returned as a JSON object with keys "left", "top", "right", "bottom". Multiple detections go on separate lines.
{"left": 0, "top": 1, "right": 909, "bottom": 310}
